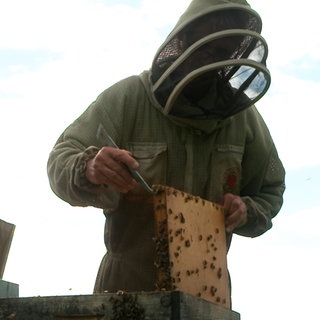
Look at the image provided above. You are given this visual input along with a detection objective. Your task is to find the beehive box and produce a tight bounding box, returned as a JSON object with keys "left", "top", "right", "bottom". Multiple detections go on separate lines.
{"left": 0, "top": 291, "right": 240, "bottom": 320}
{"left": 153, "top": 185, "right": 230, "bottom": 309}
{"left": 0, "top": 279, "right": 19, "bottom": 298}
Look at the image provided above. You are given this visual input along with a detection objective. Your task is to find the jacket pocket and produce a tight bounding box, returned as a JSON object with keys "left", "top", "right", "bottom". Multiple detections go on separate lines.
{"left": 209, "top": 144, "right": 244, "bottom": 199}
{"left": 127, "top": 142, "right": 167, "bottom": 195}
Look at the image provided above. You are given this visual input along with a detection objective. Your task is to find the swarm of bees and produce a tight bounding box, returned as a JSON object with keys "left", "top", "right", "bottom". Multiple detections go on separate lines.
{"left": 109, "top": 292, "right": 145, "bottom": 320}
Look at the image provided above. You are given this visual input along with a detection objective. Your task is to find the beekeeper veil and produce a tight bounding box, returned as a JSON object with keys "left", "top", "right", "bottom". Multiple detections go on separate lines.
{"left": 150, "top": 0, "right": 271, "bottom": 119}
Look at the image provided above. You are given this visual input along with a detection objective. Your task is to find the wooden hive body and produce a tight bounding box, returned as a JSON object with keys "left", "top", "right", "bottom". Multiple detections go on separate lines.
{"left": 153, "top": 185, "right": 230, "bottom": 309}
{"left": 0, "top": 219, "right": 15, "bottom": 279}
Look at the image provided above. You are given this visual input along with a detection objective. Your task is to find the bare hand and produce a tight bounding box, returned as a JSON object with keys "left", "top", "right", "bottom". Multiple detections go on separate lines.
{"left": 222, "top": 193, "right": 247, "bottom": 233}
{"left": 85, "top": 146, "right": 139, "bottom": 193}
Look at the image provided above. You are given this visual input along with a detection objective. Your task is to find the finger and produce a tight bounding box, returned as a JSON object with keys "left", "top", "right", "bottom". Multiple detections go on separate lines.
{"left": 225, "top": 204, "right": 247, "bottom": 233}
{"left": 98, "top": 147, "right": 137, "bottom": 182}
{"left": 222, "top": 194, "right": 247, "bottom": 232}
{"left": 101, "top": 147, "right": 139, "bottom": 174}
{"left": 114, "top": 149, "right": 139, "bottom": 170}
{"left": 225, "top": 211, "right": 240, "bottom": 233}
{"left": 86, "top": 147, "right": 138, "bottom": 192}
{"left": 101, "top": 161, "right": 137, "bottom": 190}
{"left": 222, "top": 193, "right": 236, "bottom": 214}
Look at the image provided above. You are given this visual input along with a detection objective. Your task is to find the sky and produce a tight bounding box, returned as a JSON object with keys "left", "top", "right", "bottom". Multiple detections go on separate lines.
{"left": 1, "top": 0, "right": 319, "bottom": 319}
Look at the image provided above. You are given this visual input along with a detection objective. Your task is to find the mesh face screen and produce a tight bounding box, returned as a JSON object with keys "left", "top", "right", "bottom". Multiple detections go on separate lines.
{"left": 156, "top": 38, "right": 183, "bottom": 71}
{"left": 151, "top": 8, "right": 270, "bottom": 119}
{"left": 152, "top": 10, "right": 261, "bottom": 83}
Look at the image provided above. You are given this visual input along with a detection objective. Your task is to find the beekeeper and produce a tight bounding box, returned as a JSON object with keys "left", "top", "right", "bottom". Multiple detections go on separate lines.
{"left": 47, "top": 0, "right": 285, "bottom": 295}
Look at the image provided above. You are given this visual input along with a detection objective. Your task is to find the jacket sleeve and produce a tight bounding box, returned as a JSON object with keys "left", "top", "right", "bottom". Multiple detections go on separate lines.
{"left": 235, "top": 108, "right": 286, "bottom": 237}
{"left": 47, "top": 77, "right": 140, "bottom": 209}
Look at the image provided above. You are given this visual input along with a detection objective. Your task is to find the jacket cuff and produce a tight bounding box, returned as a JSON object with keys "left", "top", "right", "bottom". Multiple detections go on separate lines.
{"left": 74, "top": 146, "right": 102, "bottom": 191}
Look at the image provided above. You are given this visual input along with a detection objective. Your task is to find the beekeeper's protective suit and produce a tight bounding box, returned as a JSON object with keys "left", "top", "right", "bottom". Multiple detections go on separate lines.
{"left": 47, "top": 0, "right": 285, "bottom": 300}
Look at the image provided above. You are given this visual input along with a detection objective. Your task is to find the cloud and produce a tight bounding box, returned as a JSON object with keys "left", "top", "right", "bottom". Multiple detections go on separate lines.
{"left": 252, "top": 0, "right": 320, "bottom": 64}
{"left": 245, "top": 0, "right": 320, "bottom": 170}
{"left": 278, "top": 206, "right": 320, "bottom": 246}
{"left": 257, "top": 69, "right": 320, "bottom": 170}
{"left": 0, "top": 0, "right": 188, "bottom": 53}
{"left": 281, "top": 55, "right": 320, "bottom": 82}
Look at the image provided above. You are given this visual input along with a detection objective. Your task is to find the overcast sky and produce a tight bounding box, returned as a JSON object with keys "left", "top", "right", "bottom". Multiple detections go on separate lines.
{"left": 1, "top": 0, "right": 319, "bottom": 319}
